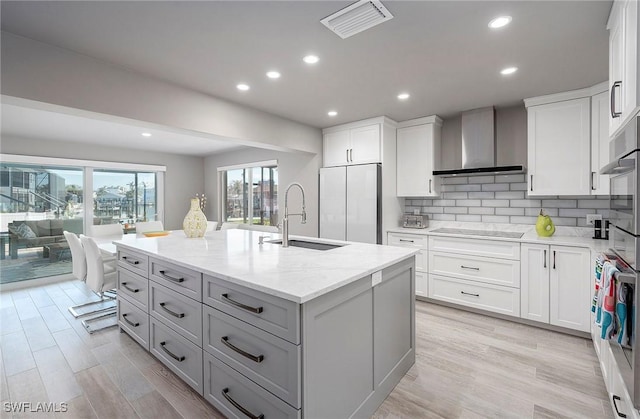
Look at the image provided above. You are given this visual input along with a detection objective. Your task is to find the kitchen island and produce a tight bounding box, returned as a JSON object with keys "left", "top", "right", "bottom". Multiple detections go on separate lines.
{"left": 114, "top": 229, "right": 417, "bottom": 418}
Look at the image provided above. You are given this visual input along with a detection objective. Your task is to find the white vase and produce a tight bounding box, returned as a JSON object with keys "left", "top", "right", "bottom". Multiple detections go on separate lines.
{"left": 183, "top": 198, "right": 207, "bottom": 238}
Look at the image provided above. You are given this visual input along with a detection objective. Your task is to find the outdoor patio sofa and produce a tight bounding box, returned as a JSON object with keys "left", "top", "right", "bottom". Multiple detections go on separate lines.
{"left": 7, "top": 219, "right": 82, "bottom": 259}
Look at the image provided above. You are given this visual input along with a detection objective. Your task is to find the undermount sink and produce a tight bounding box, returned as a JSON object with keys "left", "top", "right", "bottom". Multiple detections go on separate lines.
{"left": 267, "top": 239, "right": 345, "bottom": 251}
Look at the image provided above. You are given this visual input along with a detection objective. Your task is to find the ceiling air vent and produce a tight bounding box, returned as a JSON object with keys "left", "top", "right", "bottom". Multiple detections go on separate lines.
{"left": 321, "top": 0, "right": 393, "bottom": 39}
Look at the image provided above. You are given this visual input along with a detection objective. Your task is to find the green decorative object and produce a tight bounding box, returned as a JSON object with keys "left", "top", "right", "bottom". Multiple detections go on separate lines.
{"left": 535, "top": 209, "right": 555, "bottom": 237}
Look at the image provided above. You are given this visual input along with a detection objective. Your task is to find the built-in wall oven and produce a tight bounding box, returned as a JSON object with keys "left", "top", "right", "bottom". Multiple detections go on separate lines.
{"left": 601, "top": 114, "right": 640, "bottom": 410}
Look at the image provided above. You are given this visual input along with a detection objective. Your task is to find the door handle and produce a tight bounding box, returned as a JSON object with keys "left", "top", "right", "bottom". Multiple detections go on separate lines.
{"left": 544, "top": 249, "right": 547, "bottom": 268}
{"left": 346, "top": 149, "right": 349, "bottom": 163}
{"left": 611, "top": 81, "right": 622, "bottom": 118}
{"left": 429, "top": 179, "right": 432, "bottom": 194}
{"left": 613, "top": 395, "right": 627, "bottom": 418}
{"left": 349, "top": 148, "right": 353, "bottom": 162}
{"left": 553, "top": 250, "right": 556, "bottom": 269}
{"left": 530, "top": 175, "right": 533, "bottom": 192}
{"left": 591, "top": 171, "right": 596, "bottom": 191}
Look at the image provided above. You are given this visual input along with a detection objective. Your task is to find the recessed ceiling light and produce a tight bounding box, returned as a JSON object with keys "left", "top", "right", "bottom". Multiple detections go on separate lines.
{"left": 266, "top": 71, "right": 281, "bottom": 79}
{"left": 141, "top": 132, "right": 152, "bottom": 137}
{"left": 236, "top": 83, "right": 250, "bottom": 91}
{"left": 328, "top": 111, "right": 338, "bottom": 117}
{"left": 500, "top": 67, "right": 518, "bottom": 75}
{"left": 397, "top": 93, "right": 410, "bottom": 100}
{"left": 303, "top": 55, "right": 319, "bottom": 64}
{"left": 488, "top": 16, "right": 512, "bottom": 29}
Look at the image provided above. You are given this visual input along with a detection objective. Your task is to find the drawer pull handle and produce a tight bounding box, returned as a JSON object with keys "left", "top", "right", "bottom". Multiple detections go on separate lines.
{"left": 121, "top": 256, "right": 140, "bottom": 265}
{"left": 221, "top": 293, "right": 263, "bottom": 314}
{"left": 159, "top": 341, "right": 185, "bottom": 362}
{"left": 122, "top": 313, "right": 139, "bottom": 327}
{"left": 221, "top": 336, "right": 264, "bottom": 363}
{"left": 158, "top": 270, "right": 184, "bottom": 283}
{"left": 121, "top": 282, "right": 139, "bottom": 293}
{"left": 613, "top": 395, "right": 627, "bottom": 418}
{"left": 399, "top": 239, "right": 415, "bottom": 243}
{"left": 461, "top": 291, "right": 480, "bottom": 297}
{"left": 222, "top": 388, "right": 264, "bottom": 419}
{"left": 460, "top": 265, "right": 479, "bottom": 271}
{"left": 159, "top": 302, "right": 185, "bottom": 318}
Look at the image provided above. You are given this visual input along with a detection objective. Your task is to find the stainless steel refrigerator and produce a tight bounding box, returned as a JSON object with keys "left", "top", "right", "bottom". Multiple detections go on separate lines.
{"left": 319, "top": 164, "right": 381, "bottom": 244}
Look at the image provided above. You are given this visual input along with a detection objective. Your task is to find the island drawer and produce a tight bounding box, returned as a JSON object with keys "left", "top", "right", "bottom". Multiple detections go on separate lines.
{"left": 204, "top": 352, "right": 300, "bottom": 419}
{"left": 429, "top": 236, "right": 520, "bottom": 260}
{"left": 387, "top": 233, "right": 428, "bottom": 249}
{"left": 117, "top": 269, "right": 149, "bottom": 311}
{"left": 150, "top": 282, "right": 202, "bottom": 347}
{"left": 150, "top": 317, "right": 203, "bottom": 395}
{"left": 428, "top": 274, "right": 520, "bottom": 317}
{"left": 203, "top": 275, "right": 300, "bottom": 345}
{"left": 150, "top": 258, "right": 202, "bottom": 301}
{"left": 118, "top": 248, "right": 149, "bottom": 277}
{"left": 117, "top": 297, "right": 149, "bottom": 350}
{"left": 203, "top": 305, "right": 301, "bottom": 408}
{"left": 429, "top": 251, "right": 520, "bottom": 288}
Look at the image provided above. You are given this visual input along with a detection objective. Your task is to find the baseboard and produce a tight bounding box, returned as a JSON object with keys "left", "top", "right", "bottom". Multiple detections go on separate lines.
{"left": 0, "top": 273, "right": 75, "bottom": 291}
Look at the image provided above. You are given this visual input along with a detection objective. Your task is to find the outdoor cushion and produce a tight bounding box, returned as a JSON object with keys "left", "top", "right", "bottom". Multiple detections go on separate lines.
{"left": 50, "top": 220, "right": 64, "bottom": 236}
{"left": 35, "top": 220, "right": 52, "bottom": 237}
{"left": 16, "top": 223, "right": 37, "bottom": 239}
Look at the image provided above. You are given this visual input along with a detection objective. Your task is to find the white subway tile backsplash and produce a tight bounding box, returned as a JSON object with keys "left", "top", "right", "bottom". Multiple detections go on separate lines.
{"left": 443, "top": 177, "right": 468, "bottom": 185}
{"left": 442, "top": 192, "right": 468, "bottom": 199}
{"left": 542, "top": 199, "right": 577, "bottom": 208}
{"left": 494, "top": 191, "right": 526, "bottom": 200}
{"left": 495, "top": 207, "right": 525, "bottom": 216}
{"left": 468, "top": 176, "right": 495, "bottom": 184}
{"left": 482, "top": 183, "right": 510, "bottom": 192}
{"left": 444, "top": 207, "right": 467, "bottom": 214}
{"left": 482, "top": 215, "right": 510, "bottom": 223}
{"left": 403, "top": 175, "right": 610, "bottom": 226}
{"left": 481, "top": 199, "right": 510, "bottom": 207}
{"left": 468, "top": 192, "right": 494, "bottom": 199}
{"left": 468, "top": 207, "right": 495, "bottom": 215}
{"left": 495, "top": 174, "right": 526, "bottom": 183}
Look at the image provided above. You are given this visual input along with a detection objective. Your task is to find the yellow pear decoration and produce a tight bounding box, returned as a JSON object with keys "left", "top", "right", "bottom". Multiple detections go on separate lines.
{"left": 535, "top": 209, "right": 555, "bottom": 237}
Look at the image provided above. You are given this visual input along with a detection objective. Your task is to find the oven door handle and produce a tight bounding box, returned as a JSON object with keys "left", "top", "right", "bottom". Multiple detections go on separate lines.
{"left": 600, "top": 158, "right": 635, "bottom": 175}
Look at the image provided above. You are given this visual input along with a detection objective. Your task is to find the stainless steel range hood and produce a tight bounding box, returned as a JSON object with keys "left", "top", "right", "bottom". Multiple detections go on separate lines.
{"left": 433, "top": 107, "right": 526, "bottom": 177}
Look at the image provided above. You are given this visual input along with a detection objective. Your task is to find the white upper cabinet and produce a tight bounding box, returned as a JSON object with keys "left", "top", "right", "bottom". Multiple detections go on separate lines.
{"left": 608, "top": 0, "right": 639, "bottom": 136}
{"left": 591, "top": 89, "right": 611, "bottom": 195}
{"left": 323, "top": 122, "right": 381, "bottom": 167}
{"left": 525, "top": 96, "right": 591, "bottom": 196}
{"left": 396, "top": 116, "right": 442, "bottom": 197}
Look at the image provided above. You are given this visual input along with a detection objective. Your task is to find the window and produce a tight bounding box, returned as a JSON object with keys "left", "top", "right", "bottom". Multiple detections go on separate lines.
{"left": 220, "top": 161, "right": 277, "bottom": 226}
{"left": 0, "top": 154, "right": 165, "bottom": 286}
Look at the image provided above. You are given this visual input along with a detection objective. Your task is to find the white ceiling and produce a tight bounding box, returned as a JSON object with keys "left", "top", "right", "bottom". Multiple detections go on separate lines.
{"left": 0, "top": 0, "right": 611, "bottom": 150}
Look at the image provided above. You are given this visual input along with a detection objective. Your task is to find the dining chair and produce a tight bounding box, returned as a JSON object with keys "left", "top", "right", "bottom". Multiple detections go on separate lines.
{"left": 90, "top": 223, "right": 123, "bottom": 237}
{"left": 135, "top": 220, "right": 164, "bottom": 233}
{"left": 204, "top": 221, "right": 219, "bottom": 236}
{"left": 220, "top": 222, "right": 240, "bottom": 230}
{"left": 78, "top": 235, "right": 118, "bottom": 332}
{"left": 66, "top": 232, "right": 117, "bottom": 318}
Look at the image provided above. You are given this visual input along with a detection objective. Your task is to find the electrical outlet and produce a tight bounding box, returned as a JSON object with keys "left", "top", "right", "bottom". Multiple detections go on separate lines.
{"left": 586, "top": 214, "right": 603, "bottom": 225}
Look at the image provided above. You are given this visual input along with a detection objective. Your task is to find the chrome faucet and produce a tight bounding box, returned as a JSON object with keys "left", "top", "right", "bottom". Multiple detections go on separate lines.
{"left": 281, "top": 182, "right": 306, "bottom": 247}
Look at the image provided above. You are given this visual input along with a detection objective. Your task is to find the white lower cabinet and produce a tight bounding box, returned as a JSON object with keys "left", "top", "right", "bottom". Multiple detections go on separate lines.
{"left": 521, "top": 244, "right": 591, "bottom": 332}
{"left": 387, "top": 232, "right": 428, "bottom": 297}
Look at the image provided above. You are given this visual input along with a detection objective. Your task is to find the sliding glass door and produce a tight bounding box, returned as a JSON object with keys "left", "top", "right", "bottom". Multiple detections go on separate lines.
{"left": 222, "top": 163, "right": 278, "bottom": 226}
{"left": 93, "top": 170, "right": 157, "bottom": 226}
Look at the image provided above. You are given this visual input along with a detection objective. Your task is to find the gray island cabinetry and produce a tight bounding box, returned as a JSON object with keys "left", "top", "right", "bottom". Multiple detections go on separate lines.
{"left": 115, "top": 230, "right": 416, "bottom": 418}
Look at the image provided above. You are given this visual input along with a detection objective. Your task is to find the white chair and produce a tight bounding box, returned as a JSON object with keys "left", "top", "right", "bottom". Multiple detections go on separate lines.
{"left": 220, "top": 222, "right": 240, "bottom": 230}
{"left": 79, "top": 235, "right": 118, "bottom": 332}
{"left": 238, "top": 224, "right": 279, "bottom": 233}
{"left": 90, "top": 223, "right": 123, "bottom": 237}
{"left": 135, "top": 220, "right": 164, "bottom": 233}
{"left": 66, "top": 232, "right": 116, "bottom": 318}
{"left": 204, "top": 221, "right": 219, "bottom": 236}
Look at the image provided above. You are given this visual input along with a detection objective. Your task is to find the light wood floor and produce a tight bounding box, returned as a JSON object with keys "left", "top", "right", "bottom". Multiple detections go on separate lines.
{"left": 0, "top": 280, "right": 613, "bottom": 418}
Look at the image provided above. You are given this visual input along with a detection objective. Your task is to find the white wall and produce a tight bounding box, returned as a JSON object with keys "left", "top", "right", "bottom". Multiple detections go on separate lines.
{"left": 440, "top": 105, "right": 527, "bottom": 169}
{"left": 205, "top": 149, "right": 321, "bottom": 237}
{"left": 1, "top": 32, "right": 321, "bottom": 155}
{"left": 1, "top": 136, "right": 205, "bottom": 230}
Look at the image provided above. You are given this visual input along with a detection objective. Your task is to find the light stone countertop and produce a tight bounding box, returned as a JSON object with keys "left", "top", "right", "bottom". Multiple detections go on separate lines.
{"left": 387, "top": 221, "right": 611, "bottom": 253}
{"left": 113, "top": 229, "right": 418, "bottom": 304}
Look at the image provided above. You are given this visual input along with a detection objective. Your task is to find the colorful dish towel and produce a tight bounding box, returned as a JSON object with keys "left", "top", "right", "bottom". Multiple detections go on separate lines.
{"left": 594, "top": 258, "right": 631, "bottom": 346}
{"left": 598, "top": 260, "right": 618, "bottom": 340}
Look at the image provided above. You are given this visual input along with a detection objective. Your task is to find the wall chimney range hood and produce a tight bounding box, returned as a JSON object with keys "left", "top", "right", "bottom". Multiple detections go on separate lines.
{"left": 433, "top": 107, "right": 525, "bottom": 177}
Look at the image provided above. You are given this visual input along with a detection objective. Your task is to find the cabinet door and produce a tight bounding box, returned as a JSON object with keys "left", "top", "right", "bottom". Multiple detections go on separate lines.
{"left": 323, "top": 130, "right": 350, "bottom": 167}
{"left": 609, "top": 2, "right": 624, "bottom": 135}
{"left": 591, "top": 90, "right": 610, "bottom": 195}
{"left": 349, "top": 124, "right": 380, "bottom": 165}
{"left": 527, "top": 98, "right": 591, "bottom": 196}
{"left": 396, "top": 124, "right": 439, "bottom": 197}
{"left": 520, "top": 243, "right": 550, "bottom": 323}
{"left": 549, "top": 246, "right": 591, "bottom": 332}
